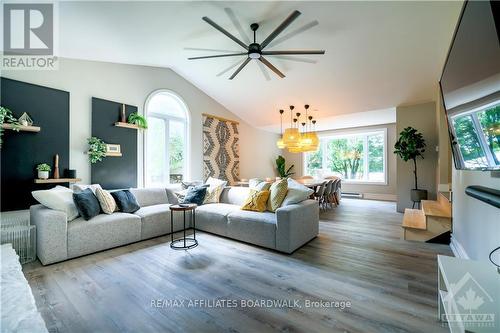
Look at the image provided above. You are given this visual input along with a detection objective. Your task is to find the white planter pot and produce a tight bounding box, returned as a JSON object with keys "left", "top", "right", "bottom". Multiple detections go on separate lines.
{"left": 38, "top": 171, "right": 49, "bottom": 179}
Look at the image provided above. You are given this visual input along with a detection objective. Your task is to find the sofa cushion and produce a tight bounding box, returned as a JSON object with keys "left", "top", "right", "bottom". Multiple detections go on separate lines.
{"left": 281, "top": 179, "right": 314, "bottom": 206}
{"left": 220, "top": 187, "right": 251, "bottom": 206}
{"left": 95, "top": 188, "right": 117, "bottom": 214}
{"left": 134, "top": 204, "right": 171, "bottom": 239}
{"left": 227, "top": 210, "right": 277, "bottom": 248}
{"left": 73, "top": 188, "right": 101, "bottom": 220}
{"left": 112, "top": 190, "right": 140, "bottom": 213}
{"left": 67, "top": 213, "right": 141, "bottom": 258}
{"left": 31, "top": 185, "right": 79, "bottom": 221}
{"left": 195, "top": 203, "right": 240, "bottom": 236}
{"left": 130, "top": 188, "right": 169, "bottom": 207}
{"left": 267, "top": 178, "right": 288, "bottom": 212}
{"left": 73, "top": 184, "right": 102, "bottom": 194}
{"left": 182, "top": 186, "right": 207, "bottom": 205}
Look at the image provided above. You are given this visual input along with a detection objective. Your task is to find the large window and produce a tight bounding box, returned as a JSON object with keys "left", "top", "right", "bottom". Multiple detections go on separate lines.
{"left": 304, "top": 130, "right": 387, "bottom": 183}
{"left": 145, "top": 90, "right": 189, "bottom": 187}
{"left": 451, "top": 103, "right": 500, "bottom": 169}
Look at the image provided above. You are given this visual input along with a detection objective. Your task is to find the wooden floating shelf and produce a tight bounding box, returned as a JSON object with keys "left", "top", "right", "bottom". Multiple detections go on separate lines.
{"left": 105, "top": 152, "right": 122, "bottom": 157}
{"left": 114, "top": 122, "right": 142, "bottom": 130}
{"left": 34, "top": 178, "right": 81, "bottom": 184}
{"left": 2, "top": 123, "right": 41, "bottom": 132}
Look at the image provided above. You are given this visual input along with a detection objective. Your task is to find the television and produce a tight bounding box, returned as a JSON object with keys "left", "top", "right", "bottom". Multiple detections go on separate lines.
{"left": 440, "top": 0, "right": 500, "bottom": 170}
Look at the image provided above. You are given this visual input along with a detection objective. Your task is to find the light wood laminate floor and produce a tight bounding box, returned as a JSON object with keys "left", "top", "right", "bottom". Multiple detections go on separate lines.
{"left": 23, "top": 199, "right": 452, "bottom": 333}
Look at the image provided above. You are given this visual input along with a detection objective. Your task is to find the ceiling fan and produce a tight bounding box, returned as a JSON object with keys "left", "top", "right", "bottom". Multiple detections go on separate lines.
{"left": 188, "top": 10, "right": 325, "bottom": 80}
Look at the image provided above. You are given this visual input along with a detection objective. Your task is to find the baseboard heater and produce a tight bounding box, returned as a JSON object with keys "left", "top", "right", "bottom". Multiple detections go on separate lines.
{"left": 341, "top": 192, "right": 363, "bottom": 199}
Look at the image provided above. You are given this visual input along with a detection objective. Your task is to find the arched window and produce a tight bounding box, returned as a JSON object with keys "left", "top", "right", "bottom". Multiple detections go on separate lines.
{"left": 145, "top": 90, "right": 189, "bottom": 187}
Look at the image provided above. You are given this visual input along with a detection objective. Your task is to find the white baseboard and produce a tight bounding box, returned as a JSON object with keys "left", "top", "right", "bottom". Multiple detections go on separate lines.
{"left": 450, "top": 235, "right": 469, "bottom": 259}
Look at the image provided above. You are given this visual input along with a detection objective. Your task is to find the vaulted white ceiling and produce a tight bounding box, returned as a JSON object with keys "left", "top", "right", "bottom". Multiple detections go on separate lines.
{"left": 57, "top": 1, "right": 463, "bottom": 128}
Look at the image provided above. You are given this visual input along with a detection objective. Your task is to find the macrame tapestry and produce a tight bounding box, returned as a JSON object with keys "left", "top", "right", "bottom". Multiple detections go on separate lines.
{"left": 203, "top": 114, "right": 240, "bottom": 184}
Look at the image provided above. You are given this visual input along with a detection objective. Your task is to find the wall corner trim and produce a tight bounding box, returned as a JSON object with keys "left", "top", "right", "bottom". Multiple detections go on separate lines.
{"left": 450, "top": 234, "right": 469, "bottom": 259}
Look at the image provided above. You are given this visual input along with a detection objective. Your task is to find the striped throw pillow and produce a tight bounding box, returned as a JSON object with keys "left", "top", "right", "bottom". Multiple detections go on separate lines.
{"left": 267, "top": 178, "right": 288, "bottom": 212}
{"left": 203, "top": 184, "right": 224, "bottom": 204}
{"left": 95, "top": 188, "right": 117, "bottom": 214}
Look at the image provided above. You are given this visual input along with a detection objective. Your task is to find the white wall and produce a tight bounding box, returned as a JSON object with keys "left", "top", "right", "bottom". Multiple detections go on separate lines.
{"left": 2, "top": 58, "right": 280, "bottom": 185}
{"left": 452, "top": 169, "right": 500, "bottom": 263}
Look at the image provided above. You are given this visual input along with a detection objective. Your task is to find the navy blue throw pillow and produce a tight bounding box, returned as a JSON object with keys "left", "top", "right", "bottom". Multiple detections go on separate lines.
{"left": 182, "top": 186, "right": 207, "bottom": 205}
{"left": 73, "top": 188, "right": 101, "bottom": 220}
{"left": 111, "top": 190, "right": 140, "bottom": 213}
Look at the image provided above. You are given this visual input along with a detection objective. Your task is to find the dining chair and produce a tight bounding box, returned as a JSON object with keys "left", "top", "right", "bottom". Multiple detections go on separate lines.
{"left": 332, "top": 179, "right": 341, "bottom": 205}
{"left": 323, "top": 180, "right": 334, "bottom": 209}
{"left": 314, "top": 181, "right": 327, "bottom": 209}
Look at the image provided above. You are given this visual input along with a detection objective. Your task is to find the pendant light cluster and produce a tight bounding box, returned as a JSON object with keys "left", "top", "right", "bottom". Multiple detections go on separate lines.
{"left": 277, "top": 104, "right": 319, "bottom": 153}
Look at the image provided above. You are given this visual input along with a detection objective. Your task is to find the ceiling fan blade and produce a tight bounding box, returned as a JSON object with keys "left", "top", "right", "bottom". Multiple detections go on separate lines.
{"left": 188, "top": 53, "right": 247, "bottom": 60}
{"left": 267, "top": 55, "right": 317, "bottom": 64}
{"left": 262, "top": 50, "right": 325, "bottom": 55}
{"left": 259, "top": 57, "right": 285, "bottom": 78}
{"left": 202, "top": 16, "right": 249, "bottom": 50}
{"left": 267, "top": 20, "right": 319, "bottom": 48}
{"left": 217, "top": 59, "right": 246, "bottom": 77}
{"left": 260, "top": 10, "right": 301, "bottom": 49}
{"left": 184, "top": 47, "right": 240, "bottom": 53}
{"left": 256, "top": 61, "right": 271, "bottom": 81}
{"left": 224, "top": 8, "right": 251, "bottom": 44}
{"left": 229, "top": 58, "right": 251, "bottom": 80}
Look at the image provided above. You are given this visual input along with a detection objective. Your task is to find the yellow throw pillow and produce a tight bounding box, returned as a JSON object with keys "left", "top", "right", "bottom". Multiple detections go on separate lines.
{"left": 241, "top": 190, "right": 270, "bottom": 212}
{"left": 267, "top": 178, "right": 288, "bottom": 212}
{"left": 95, "top": 188, "right": 117, "bottom": 214}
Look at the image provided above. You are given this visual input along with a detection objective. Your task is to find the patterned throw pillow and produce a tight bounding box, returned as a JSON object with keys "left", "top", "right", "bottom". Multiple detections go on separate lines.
{"left": 95, "top": 188, "right": 117, "bottom": 214}
{"left": 267, "top": 178, "right": 288, "bottom": 212}
{"left": 241, "top": 190, "right": 270, "bottom": 212}
{"left": 203, "top": 184, "right": 224, "bottom": 204}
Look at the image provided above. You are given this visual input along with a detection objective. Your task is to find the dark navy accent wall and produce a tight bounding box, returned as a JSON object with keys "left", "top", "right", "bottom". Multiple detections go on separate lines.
{"left": 91, "top": 97, "right": 138, "bottom": 189}
{"left": 0, "top": 77, "right": 70, "bottom": 211}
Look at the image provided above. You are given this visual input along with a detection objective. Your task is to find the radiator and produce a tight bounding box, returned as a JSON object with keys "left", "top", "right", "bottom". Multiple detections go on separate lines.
{"left": 341, "top": 192, "right": 363, "bottom": 199}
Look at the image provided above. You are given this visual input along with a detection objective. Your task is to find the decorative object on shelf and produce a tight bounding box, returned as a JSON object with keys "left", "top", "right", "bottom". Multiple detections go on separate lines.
{"left": 53, "top": 154, "right": 60, "bottom": 179}
{"left": 277, "top": 104, "right": 319, "bottom": 153}
{"left": 120, "top": 104, "right": 127, "bottom": 123}
{"left": 188, "top": 10, "right": 325, "bottom": 80}
{"left": 36, "top": 163, "right": 51, "bottom": 180}
{"left": 106, "top": 144, "right": 121, "bottom": 154}
{"left": 394, "top": 127, "right": 427, "bottom": 208}
{"left": 0, "top": 106, "right": 20, "bottom": 148}
{"left": 127, "top": 112, "right": 148, "bottom": 129}
{"left": 18, "top": 112, "right": 33, "bottom": 127}
{"left": 65, "top": 169, "right": 77, "bottom": 178}
{"left": 276, "top": 155, "right": 294, "bottom": 178}
{"left": 87, "top": 136, "right": 107, "bottom": 164}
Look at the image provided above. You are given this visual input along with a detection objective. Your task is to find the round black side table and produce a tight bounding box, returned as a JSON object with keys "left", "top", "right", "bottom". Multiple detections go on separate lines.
{"left": 169, "top": 204, "right": 198, "bottom": 250}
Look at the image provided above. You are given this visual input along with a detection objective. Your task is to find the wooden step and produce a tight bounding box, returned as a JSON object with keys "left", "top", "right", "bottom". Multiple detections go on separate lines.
{"left": 402, "top": 209, "right": 426, "bottom": 230}
{"left": 421, "top": 200, "right": 451, "bottom": 218}
{"left": 404, "top": 216, "right": 451, "bottom": 242}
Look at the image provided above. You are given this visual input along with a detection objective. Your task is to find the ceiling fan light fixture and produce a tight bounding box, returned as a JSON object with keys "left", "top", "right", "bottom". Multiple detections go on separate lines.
{"left": 249, "top": 52, "right": 261, "bottom": 59}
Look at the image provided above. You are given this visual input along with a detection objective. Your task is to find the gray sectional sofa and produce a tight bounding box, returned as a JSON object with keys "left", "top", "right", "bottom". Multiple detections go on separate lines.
{"left": 30, "top": 186, "right": 319, "bottom": 265}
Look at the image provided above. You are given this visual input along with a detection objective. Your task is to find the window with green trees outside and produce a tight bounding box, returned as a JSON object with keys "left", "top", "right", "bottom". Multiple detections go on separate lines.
{"left": 304, "top": 130, "right": 386, "bottom": 183}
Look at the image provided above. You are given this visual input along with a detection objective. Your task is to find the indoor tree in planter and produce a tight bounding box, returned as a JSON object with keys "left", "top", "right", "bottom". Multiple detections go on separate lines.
{"left": 87, "top": 136, "right": 107, "bottom": 163}
{"left": 128, "top": 112, "right": 148, "bottom": 129}
{"left": 394, "top": 127, "right": 427, "bottom": 204}
{"left": 276, "top": 155, "right": 294, "bottom": 179}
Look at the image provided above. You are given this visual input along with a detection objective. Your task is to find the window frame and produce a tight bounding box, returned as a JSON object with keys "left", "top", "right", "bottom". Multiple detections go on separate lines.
{"left": 449, "top": 100, "right": 499, "bottom": 169}
{"left": 303, "top": 128, "right": 388, "bottom": 185}
{"left": 143, "top": 89, "right": 190, "bottom": 187}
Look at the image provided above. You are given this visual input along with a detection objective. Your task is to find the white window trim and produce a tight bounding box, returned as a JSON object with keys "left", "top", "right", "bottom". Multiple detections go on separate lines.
{"left": 143, "top": 89, "right": 191, "bottom": 187}
{"left": 303, "top": 128, "right": 388, "bottom": 185}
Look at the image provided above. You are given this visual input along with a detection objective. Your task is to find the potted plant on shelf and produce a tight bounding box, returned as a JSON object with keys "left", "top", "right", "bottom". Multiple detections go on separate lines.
{"left": 394, "top": 127, "right": 427, "bottom": 204}
{"left": 0, "top": 106, "right": 20, "bottom": 148}
{"left": 36, "top": 163, "right": 51, "bottom": 179}
{"left": 87, "top": 136, "right": 107, "bottom": 164}
{"left": 127, "top": 112, "right": 148, "bottom": 129}
{"left": 276, "top": 155, "right": 294, "bottom": 179}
